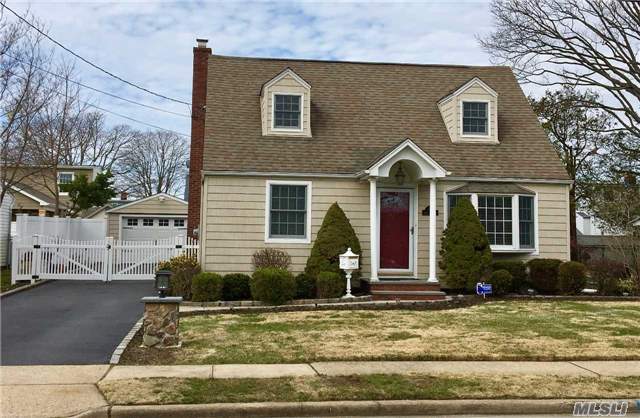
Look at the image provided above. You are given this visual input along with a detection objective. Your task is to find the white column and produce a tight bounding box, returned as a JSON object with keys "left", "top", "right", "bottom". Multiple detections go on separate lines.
{"left": 428, "top": 178, "right": 438, "bottom": 283}
{"left": 369, "top": 178, "right": 379, "bottom": 282}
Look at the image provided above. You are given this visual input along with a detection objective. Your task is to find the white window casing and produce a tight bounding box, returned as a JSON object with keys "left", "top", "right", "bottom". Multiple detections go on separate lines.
{"left": 460, "top": 100, "right": 491, "bottom": 139}
{"left": 271, "top": 92, "right": 304, "bottom": 133}
{"left": 264, "top": 180, "right": 312, "bottom": 244}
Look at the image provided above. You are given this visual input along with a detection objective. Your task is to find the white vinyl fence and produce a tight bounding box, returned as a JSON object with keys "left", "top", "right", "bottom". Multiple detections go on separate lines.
{"left": 15, "top": 214, "right": 106, "bottom": 241}
{"left": 12, "top": 235, "right": 198, "bottom": 283}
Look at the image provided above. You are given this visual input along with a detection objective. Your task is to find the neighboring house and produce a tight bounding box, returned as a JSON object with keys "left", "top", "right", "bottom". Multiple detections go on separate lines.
{"left": 576, "top": 211, "right": 609, "bottom": 236}
{"left": 186, "top": 40, "right": 571, "bottom": 297}
{"left": 7, "top": 165, "right": 101, "bottom": 219}
{"left": 0, "top": 192, "right": 14, "bottom": 267}
{"left": 87, "top": 193, "right": 188, "bottom": 241}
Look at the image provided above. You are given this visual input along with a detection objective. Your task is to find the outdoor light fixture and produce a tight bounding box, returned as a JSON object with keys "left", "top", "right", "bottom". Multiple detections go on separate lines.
{"left": 395, "top": 163, "right": 406, "bottom": 185}
{"left": 155, "top": 270, "right": 172, "bottom": 298}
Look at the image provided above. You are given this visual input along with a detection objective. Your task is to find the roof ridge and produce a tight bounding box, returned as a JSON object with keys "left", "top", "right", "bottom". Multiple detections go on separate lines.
{"left": 210, "top": 53, "right": 510, "bottom": 69}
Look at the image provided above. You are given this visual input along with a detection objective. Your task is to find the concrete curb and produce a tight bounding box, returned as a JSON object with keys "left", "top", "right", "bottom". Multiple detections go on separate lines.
{"left": 110, "top": 318, "right": 143, "bottom": 365}
{"left": 0, "top": 279, "right": 50, "bottom": 298}
{"left": 106, "top": 399, "right": 639, "bottom": 417}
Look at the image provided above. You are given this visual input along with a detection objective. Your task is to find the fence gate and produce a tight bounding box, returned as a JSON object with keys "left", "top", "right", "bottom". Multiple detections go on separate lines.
{"left": 11, "top": 235, "right": 198, "bottom": 284}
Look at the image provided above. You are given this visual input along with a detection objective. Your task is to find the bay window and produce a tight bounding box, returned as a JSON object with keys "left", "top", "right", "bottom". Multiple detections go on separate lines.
{"left": 446, "top": 192, "right": 536, "bottom": 252}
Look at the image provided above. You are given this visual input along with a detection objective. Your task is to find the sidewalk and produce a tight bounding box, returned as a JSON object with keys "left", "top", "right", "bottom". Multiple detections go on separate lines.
{"left": 1, "top": 361, "right": 639, "bottom": 417}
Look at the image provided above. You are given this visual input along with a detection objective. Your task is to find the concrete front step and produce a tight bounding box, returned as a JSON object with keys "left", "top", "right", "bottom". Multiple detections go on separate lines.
{"left": 371, "top": 290, "right": 447, "bottom": 301}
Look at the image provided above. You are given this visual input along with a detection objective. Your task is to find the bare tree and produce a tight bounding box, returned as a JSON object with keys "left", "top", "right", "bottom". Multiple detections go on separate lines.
{"left": 118, "top": 130, "right": 189, "bottom": 197}
{"left": 479, "top": 0, "right": 640, "bottom": 143}
{"left": 0, "top": 6, "right": 53, "bottom": 205}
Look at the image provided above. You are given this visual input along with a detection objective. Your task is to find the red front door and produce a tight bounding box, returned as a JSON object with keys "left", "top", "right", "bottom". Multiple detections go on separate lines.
{"left": 379, "top": 191, "right": 411, "bottom": 270}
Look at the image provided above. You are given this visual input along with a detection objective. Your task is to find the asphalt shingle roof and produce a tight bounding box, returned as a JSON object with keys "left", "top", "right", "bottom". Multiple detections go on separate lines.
{"left": 202, "top": 55, "right": 569, "bottom": 181}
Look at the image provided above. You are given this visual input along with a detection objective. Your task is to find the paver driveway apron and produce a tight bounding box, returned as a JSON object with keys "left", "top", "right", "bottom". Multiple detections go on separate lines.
{"left": 1, "top": 280, "right": 154, "bottom": 365}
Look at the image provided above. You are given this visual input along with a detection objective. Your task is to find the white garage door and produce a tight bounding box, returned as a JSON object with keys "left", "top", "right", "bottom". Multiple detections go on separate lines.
{"left": 121, "top": 217, "right": 187, "bottom": 242}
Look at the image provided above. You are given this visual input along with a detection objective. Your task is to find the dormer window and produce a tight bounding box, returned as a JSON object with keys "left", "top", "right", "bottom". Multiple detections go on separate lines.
{"left": 462, "top": 101, "right": 488, "bottom": 135}
{"left": 273, "top": 94, "right": 302, "bottom": 130}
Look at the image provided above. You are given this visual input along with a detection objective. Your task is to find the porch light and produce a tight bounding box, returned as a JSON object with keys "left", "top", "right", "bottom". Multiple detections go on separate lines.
{"left": 155, "top": 270, "right": 172, "bottom": 298}
{"left": 395, "top": 163, "right": 406, "bottom": 185}
{"left": 339, "top": 247, "right": 359, "bottom": 299}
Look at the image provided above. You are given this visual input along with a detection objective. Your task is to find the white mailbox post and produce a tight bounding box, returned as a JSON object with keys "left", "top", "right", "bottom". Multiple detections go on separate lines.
{"left": 339, "top": 247, "right": 359, "bottom": 299}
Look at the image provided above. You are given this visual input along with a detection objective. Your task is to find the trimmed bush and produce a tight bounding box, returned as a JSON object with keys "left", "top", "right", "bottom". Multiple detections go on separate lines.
{"left": 557, "top": 261, "right": 588, "bottom": 295}
{"left": 439, "top": 199, "right": 492, "bottom": 291}
{"left": 588, "top": 259, "right": 628, "bottom": 296}
{"left": 250, "top": 267, "right": 296, "bottom": 305}
{"left": 316, "top": 271, "right": 345, "bottom": 298}
{"left": 295, "top": 273, "right": 316, "bottom": 299}
{"left": 486, "top": 269, "right": 513, "bottom": 296}
{"left": 491, "top": 260, "right": 527, "bottom": 292}
{"left": 252, "top": 248, "right": 291, "bottom": 271}
{"left": 527, "top": 258, "right": 562, "bottom": 294}
{"left": 618, "top": 278, "right": 639, "bottom": 296}
{"left": 222, "top": 273, "right": 252, "bottom": 301}
{"left": 191, "top": 272, "right": 223, "bottom": 302}
{"left": 305, "top": 203, "right": 362, "bottom": 282}
{"left": 157, "top": 254, "right": 201, "bottom": 300}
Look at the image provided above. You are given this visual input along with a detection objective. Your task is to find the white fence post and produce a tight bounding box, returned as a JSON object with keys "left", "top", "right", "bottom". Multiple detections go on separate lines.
{"left": 104, "top": 237, "right": 113, "bottom": 282}
{"left": 174, "top": 235, "right": 183, "bottom": 258}
{"left": 30, "top": 234, "right": 40, "bottom": 284}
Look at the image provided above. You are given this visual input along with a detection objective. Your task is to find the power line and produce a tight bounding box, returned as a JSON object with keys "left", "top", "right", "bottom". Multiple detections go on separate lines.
{"left": 7, "top": 69, "right": 191, "bottom": 137}
{"left": 1, "top": 1, "right": 192, "bottom": 106}
{"left": 5, "top": 53, "right": 191, "bottom": 118}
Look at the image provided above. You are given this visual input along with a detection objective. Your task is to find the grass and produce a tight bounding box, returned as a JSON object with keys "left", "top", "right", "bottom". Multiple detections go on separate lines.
{"left": 99, "top": 374, "right": 640, "bottom": 405}
{"left": 0, "top": 267, "right": 23, "bottom": 293}
{"left": 120, "top": 300, "right": 640, "bottom": 365}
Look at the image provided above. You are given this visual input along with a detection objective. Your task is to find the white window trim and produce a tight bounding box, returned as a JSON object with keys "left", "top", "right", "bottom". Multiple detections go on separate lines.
{"left": 443, "top": 191, "right": 539, "bottom": 254}
{"left": 264, "top": 180, "right": 312, "bottom": 244}
{"left": 271, "top": 92, "right": 304, "bottom": 133}
{"left": 57, "top": 171, "right": 75, "bottom": 196}
{"left": 459, "top": 100, "right": 491, "bottom": 139}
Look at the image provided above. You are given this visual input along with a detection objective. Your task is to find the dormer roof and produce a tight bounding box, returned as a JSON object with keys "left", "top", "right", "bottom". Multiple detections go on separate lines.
{"left": 438, "top": 77, "right": 498, "bottom": 104}
{"left": 260, "top": 67, "right": 311, "bottom": 96}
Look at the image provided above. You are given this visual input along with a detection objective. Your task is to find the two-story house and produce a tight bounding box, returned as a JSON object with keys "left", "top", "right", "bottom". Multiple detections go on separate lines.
{"left": 186, "top": 39, "right": 571, "bottom": 299}
{"left": 7, "top": 165, "right": 101, "bottom": 219}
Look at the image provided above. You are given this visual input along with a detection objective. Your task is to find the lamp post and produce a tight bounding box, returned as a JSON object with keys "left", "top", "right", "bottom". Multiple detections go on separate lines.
{"left": 339, "top": 247, "right": 359, "bottom": 299}
{"left": 155, "top": 270, "right": 172, "bottom": 298}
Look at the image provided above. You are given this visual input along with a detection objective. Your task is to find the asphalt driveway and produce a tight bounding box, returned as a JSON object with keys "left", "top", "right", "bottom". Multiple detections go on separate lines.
{"left": 1, "top": 280, "right": 154, "bottom": 365}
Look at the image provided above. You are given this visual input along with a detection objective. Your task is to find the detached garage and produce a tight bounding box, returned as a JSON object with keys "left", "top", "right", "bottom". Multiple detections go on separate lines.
{"left": 104, "top": 193, "right": 188, "bottom": 241}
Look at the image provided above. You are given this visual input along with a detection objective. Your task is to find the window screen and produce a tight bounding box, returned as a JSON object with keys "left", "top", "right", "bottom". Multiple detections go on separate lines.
{"left": 269, "top": 184, "right": 307, "bottom": 238}
{"left": 462, "top": 102, "right": 488, "bottom": 135}
{"left": 274, "top": 94, "right": 301, "bottom": 129}
{"left": 478, "top": 195, "right": 512, "bottom": 246}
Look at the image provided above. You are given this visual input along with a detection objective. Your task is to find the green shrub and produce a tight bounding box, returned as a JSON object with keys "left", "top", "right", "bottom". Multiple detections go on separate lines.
{"left": 316, "top": 271, "right": 345, "bottom": 298}
{"left": 250, "top": 268, "right": 296, "bottom": 305}
{"left": 252, "top": 248, "right": 291, "bottom": 271}
{"left": 618, "top": 278, "right": 639, "bottom": 296}
{"left": 588, "top": 259, "right": 628, "bottom": 295}
{"left": 491, "top": 260, "right": 527, "bottom": 291}
{"left": 157, "top": 254, "right": 201, "bottom": 300}
{"left": 305, "top": 203, "right": 362, "bottom": 282}
{"left": 486, "top": 269, "right": 513, "bottom": 296}
{"left": 295, "top": 273, "right": 316, "bottom": 299}
{"left": 527, "top": 258, "right": 562, "bottom": 294}
{"left": 439, "top": 199, "right": 492, "bottom": 291}
{"left": 222, "top": 273, "right": 252, "bottom": 300}
{"left": 191, "top": 272, "right": 223, "bottom": 302}
{"left": 558, "top": 261, "right": 588, "bottom": 295}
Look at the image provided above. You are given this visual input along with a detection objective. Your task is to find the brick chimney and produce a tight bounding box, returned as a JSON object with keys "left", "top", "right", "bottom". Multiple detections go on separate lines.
{"left": 120, "top": 191, "right": 128, "bottom": 201}
{"left": 187, "top": 38, "right": 211, "bottom": 238}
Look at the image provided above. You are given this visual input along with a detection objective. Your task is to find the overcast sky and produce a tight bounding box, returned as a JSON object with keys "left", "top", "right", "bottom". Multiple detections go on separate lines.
{"left": 8, "top": 0, "right": 526, "bottom": 136}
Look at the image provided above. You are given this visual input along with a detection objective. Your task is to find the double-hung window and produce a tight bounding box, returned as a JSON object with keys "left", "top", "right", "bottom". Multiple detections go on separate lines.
{"left": 273, "top": 94, "right": 301, "bottom": 130}
{"left": 266, "top": 181, "right": 311, "bottom": 242}
{"left": 445, "top": 191, "right": 536, "bottom": 251}
{"left": 462, "top": 101, "right": 488, "bottom": 135}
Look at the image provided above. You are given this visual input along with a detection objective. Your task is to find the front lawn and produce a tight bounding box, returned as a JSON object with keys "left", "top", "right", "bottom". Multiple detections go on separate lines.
{"left": 100, "top": 374, "right": 640, "bottom": 405}
{"left": 120, "top": 301, "right": 640, "bottom": 365}
{"left": 0, "top": 267, "right": 22, "bottom": 293}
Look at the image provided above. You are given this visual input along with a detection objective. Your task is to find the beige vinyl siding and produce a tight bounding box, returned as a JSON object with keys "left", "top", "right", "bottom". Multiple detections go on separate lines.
{"left": 107, "top": 213, "right": 120, "bottom": 239}
{"left": 261, "top": 73, "right": 311, "bottom": 137}
{"left": 202, "top": 175, "right": 570, "bottom": 278}
{"left": 108, "top": 197, "right": 187, "bottom": 215}
{"left": 203, "top": 176, "right": 368, "bottom": 275}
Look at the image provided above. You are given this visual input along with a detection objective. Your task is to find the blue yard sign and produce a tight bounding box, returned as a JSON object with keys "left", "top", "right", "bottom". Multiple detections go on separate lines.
{"left": 476, "top": 282, "right": 493, "bottom": 298}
